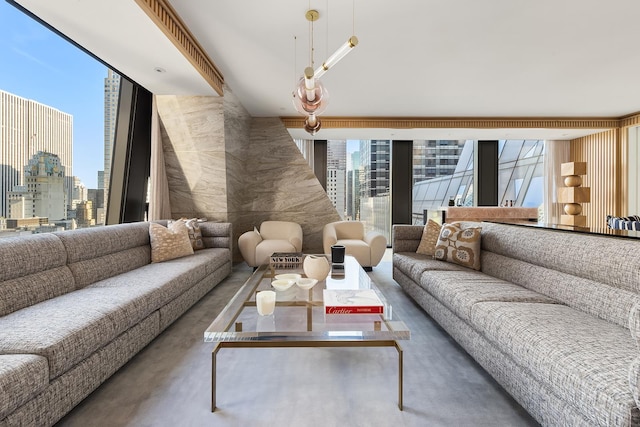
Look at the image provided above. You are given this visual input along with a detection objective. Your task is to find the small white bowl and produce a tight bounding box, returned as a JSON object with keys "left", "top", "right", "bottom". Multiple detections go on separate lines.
{"left": 271, "top": 279, "right": 295, "bottom": 292}
{"left": 275, "top": 273, "right": 302, "bottom": 281}
{"left": 295, "top": 277, "right": 318, "bottom": 290}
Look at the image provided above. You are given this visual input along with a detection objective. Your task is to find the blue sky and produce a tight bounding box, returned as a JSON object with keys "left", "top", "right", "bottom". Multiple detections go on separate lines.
{"left": 1, "top": 1, "right": 106, "bottom": 188}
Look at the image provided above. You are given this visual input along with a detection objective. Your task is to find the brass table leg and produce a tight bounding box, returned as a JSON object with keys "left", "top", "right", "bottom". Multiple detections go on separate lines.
{"left": 211, "top": 342, "right": 222, "bottom": 412}
{"left": 395, "top": 341, "right": 404, "bottom": 410}
{"left": 211, "top": 340, "right": 404, "bottom": 411}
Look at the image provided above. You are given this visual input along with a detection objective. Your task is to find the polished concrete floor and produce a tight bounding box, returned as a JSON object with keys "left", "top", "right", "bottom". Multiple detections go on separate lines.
{"left": 55, "top": 253, "right": 539, "bottom": 427}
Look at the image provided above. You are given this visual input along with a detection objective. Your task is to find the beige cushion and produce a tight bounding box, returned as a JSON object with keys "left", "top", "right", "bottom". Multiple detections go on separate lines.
{"left": 416, "top": 219, "right": 442, "bottom": 256}
{"left": 434, "top": 222, "right": 482, "bottom": 270}
{"left": 149, "top": 221, "right": 194, "bottom": 263}
{"left": 169, "top": 218, "right": 205, "bottom": 251}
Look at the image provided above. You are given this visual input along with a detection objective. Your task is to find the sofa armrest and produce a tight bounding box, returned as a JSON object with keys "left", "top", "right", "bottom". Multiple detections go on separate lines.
{"left": 289, "top": 236, "right": 303, "bottom": 252}
{"left": 392, "top": 225, "right": 423, "bottom": 253}
{"left": 237, "top": 230, "right": 262, "bottom": 266}
{"left": 364, "top": 231, "right": 387, "bottom": 266}
{"left": 322, "top": 224, "right": 338, "bottom": 254}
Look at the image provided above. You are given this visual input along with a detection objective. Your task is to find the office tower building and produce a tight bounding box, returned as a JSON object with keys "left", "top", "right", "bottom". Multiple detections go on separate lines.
{"left": 346, "top": 151, "right": 361, "bottom": 220}
{"left": 75, "top": 200, "right": 95, "bottom": 228}
{"left": 88, "top": 188, "right": 105, "bottom": 225}
{"left": 327, "top": 140, "right": 346, "bottom": 218}
{"left": 103, "top": 69, "right": 120, "bottom": 211}
{"left": 7, "top": 151, "right": 66, "bottom": 221}
{"left": 360, "top": 140, "right": 390, "bottom": 197}
{"left": 412, "top": 140, "right": 465, "bottom": 184}
{"left": 0, "top": 90, "right": 73, "bottom": 218}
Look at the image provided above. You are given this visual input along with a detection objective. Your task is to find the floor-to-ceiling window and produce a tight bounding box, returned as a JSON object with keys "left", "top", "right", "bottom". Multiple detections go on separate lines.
{"left": 0, "top": 1, "right": 119, "bottom": 237}
{"left": 412, "top": 140, "right": 545, "bottom": 225}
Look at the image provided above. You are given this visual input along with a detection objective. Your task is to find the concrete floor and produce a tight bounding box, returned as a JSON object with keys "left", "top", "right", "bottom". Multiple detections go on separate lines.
{"left": 55, "top": 254, "right": 539, "bottom": 427}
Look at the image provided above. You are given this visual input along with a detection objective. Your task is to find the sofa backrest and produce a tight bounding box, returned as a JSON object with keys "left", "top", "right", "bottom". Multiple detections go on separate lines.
{"left": 55, "top": 222, "right": 151, "bottom": 289}
{"left": 0, "top": 234, "right": 75, "bottom": 316}
{"left": 259, "top": 221, "right": 302, "bottom": 241}
{"left": 480, "top": 222, "right": 640, "bottom": 328}
{"left": 198, "top": 222, "right": 233, "bottom": 254}
{"left": 330, "top": 221, "right": 365, "bottom": 239}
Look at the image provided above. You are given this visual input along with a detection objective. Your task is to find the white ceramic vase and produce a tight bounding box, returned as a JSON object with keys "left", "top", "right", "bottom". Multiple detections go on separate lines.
{"left": 302, "top": 255, "right": 330, "bottom": 281}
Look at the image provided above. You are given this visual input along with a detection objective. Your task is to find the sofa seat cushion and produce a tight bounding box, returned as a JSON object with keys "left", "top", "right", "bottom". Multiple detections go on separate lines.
{"left": 420, "top": 270, "right": 558, "bottom": 321}
{"left": 0, "top": 354, "right": 49, "bottom": 419}
{"left": 0, "top": 250, "right": 220, "bottom": 380}
{"left": 85, "top": 249, "right": 219, "bottom": 308}
{"left": 393, "top": 252, "right": 467, "bottom": 283}
{"left": 193, "top": 248, "right": 230, "bottom": 276}
{"left": 471, "top": 302, "right": 639, "bottom": 426}
{"left": 0, "top": 286, "right": 161, "bottom": 379}
{"left": 255, "top": 240, "right": 297, "bottom": 265}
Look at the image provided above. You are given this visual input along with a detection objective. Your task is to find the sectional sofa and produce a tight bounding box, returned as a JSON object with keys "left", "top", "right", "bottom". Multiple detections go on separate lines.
{"left": 0, "top": 220, "right": 232, "bottom": 427}
{"left": 393, "top": 221, "right": 640, "bottom": 427}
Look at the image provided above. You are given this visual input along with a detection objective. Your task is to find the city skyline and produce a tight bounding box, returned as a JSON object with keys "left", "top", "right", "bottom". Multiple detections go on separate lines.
{"left": 0, "top": 2, "right": 106, "bottom": 189}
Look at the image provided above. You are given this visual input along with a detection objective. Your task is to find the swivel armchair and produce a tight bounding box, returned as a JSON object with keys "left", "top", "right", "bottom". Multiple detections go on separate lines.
{"left": 238, "top": 221, "right": 303, "bottom": 267}
{"left": 322, "top": 221, "right": 386, "bottom": 270}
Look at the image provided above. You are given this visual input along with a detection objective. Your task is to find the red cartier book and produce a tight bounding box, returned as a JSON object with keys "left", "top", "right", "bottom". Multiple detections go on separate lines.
{"left": 323, "top": 289, "right": 384, "bottom": 315}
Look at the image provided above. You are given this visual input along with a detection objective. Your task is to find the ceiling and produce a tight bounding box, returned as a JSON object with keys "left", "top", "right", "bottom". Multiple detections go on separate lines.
{"left": 12, "top": 0, "right": 640, "bottom": 140}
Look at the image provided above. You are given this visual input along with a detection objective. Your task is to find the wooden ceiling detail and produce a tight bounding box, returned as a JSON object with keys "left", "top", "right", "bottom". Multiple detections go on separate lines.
{"left": 135, "top": 0, "right": 224, "bottom": 96}
{"left": 619, "top": 112, "right": 640, "bottom": 129}
{"left": 280, "top": 116, "right": 620, "bottom": 130}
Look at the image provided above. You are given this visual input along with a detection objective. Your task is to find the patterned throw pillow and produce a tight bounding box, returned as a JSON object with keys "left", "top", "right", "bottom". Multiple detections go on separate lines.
{"left": 149, "top": 220, "right": 194, "bottom": 263}
{"left": 168, "top": 218, "right": 205, "bottom": 251}
{"left": 434, "top": 222, "right": 482, "bottom": 270}
{"left": 416, "top": 219, "right": 442, "bottom": 256}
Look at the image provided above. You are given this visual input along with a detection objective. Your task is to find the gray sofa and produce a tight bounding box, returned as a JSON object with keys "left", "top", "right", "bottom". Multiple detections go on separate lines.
{"left": 0, "top": 220, "right": 232, "bottom": 427}
{"left": 393, "top": 221, "right": 640, "bottom": 427}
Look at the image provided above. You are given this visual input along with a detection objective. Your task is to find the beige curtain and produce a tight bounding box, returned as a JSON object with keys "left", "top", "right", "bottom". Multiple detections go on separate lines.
{"left": 543, "top": 140, "right": 570, "bottom": 224}
{"left": 148, "top": 95, "right": 172, "bottom": 220}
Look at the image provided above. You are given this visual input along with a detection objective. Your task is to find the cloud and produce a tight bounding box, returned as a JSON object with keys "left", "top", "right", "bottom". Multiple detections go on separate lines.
{"left": 9, "top": 45, "right": 62, "bottom": 75}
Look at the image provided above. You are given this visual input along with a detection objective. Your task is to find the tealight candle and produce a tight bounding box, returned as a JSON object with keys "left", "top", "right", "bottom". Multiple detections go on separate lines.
{"left": 256, "top": 290, "right": 276, "bottom": 316}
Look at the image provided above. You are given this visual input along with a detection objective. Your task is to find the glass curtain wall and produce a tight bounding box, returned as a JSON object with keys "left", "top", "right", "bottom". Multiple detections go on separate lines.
{"left": 0, "top": 2, "right": 119, "bottom": 237}
{"left": 412, "top": 140, "right": 546, "bottom": 225}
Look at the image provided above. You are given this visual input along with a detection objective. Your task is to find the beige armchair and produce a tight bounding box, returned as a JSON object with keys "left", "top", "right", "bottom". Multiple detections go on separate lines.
{"left": 238, "top": 221, "right": 303, "bottom": 267}
{"left": 322, "top": 221, "right": 387, "bottom": 270}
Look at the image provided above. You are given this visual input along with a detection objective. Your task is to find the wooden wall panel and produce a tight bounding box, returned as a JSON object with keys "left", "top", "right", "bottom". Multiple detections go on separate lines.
{"left": 570, "top": 129, "right": 625, "bottom": 230}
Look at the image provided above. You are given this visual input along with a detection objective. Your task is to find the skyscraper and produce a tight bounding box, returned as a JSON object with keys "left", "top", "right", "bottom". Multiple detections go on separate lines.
{"left": 360, "top": 140, "right": 390, "bottom": 197}
{"left": 327, "top": 140, "right": 346, "bottom": 218}
{"left": 103, "top": 69, "right": 120, "bottom": 211}
{"left": 0, "top": 90, "right": 73, "bottom": 218}
{"left": 346, "top": 151, "right": 360, "bottom": 220}
{"left": 7, "top": 151, "right": 66, "bottom": 221}
{"left": 412, "top": 140, "right": 465, "bottom": 184}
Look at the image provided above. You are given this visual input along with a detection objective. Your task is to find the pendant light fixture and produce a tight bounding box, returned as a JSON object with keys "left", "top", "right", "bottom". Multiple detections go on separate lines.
{"left": 292, "top": 7, "right": 358, "bottom": 135}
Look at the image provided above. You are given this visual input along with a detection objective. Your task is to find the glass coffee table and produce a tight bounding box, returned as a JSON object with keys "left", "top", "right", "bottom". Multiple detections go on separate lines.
{"left": 204, "top": 255, "right": 410, "bottom": 411}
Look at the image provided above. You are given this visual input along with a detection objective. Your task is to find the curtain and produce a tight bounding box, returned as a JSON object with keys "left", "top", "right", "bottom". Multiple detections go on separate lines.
{"left": 148, "top": 95, "right": 172, "bottom": 220}
{"left": 543, "top": 140, "right": 570, "bottom": 224}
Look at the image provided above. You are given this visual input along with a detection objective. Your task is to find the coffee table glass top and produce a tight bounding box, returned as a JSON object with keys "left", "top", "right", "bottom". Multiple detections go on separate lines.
{"left": 204, "top": 255, "right": 410, "bottom": 342}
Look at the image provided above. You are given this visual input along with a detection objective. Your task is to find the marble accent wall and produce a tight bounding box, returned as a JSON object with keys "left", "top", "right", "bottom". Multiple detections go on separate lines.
{"left": 156, "top": 95, "right": 228, "bottom": 221}
{"left": 156, "top": 89, "right": 340, "bottom": 259}
{"left": 239, "top": 118, "right": 341, "bottom": 252}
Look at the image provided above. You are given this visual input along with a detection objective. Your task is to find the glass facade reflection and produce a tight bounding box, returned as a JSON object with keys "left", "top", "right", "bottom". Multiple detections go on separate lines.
{"left": 412, "top": 140, "right": 545, "bottom": 224}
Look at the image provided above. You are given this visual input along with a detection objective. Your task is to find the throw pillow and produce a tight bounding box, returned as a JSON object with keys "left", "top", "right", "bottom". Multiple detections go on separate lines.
{"left": 434, "top": 222, "right": 482, "bottom": 270}
{"left": 149, "top": 220, "right": 194, "bottom": 263}
{"left": 416, "top": 219, "right": 442, "bottom": 256}
{"left": 168, "top": 218, "right": 205, "bottom": 251}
